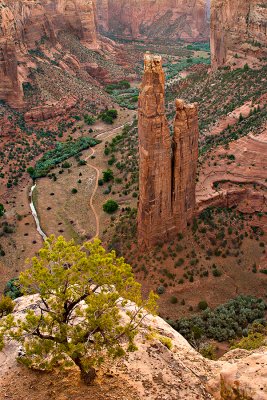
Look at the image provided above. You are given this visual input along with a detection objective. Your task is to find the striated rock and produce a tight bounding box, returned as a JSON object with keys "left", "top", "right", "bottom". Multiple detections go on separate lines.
{"left": 24, "top": 95, "right": 77, "bottom": 122}
{"left": 96, "top": 0, "right": 209, "bottom": 42}
{"left": 0, "top": 39, "right": 24, "bottom": 109}
{"left": 0, "top": 0, "right": 99, "bottom": 108}
{"left": 138, "top": 54, "right": 199, "bottom": 248}
{"left": 211, "top": 0, "right": 267, "bottom": 69}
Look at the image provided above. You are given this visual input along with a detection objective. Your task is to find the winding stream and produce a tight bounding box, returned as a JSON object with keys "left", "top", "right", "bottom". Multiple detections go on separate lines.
{"left": 29, "top": 183, "right": 47, "bottom": 241}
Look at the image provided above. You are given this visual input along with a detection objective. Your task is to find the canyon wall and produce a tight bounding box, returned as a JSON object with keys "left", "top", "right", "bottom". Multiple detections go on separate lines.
{"left": 138, "top": 53, "right": 199, "bottom": 248}
{"left": 211, "top": 0, "right": 267, "bottom": 69}
{"left": 96, "top": 0, "right": 209, "bottom": 42}
{"left": 0, "top": 0, "right": 99, "bottom": 108}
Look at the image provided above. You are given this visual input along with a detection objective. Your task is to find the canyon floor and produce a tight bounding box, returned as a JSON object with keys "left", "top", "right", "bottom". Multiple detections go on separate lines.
{"left": 0, "top": 39, "right": 266, "bottom": 334}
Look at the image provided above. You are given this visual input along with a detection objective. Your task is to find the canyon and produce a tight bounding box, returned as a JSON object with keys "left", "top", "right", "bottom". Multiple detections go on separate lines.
{"left": 0, "top": 0, "right": 126, "bottom": 111}
{"left": 96, "top": 0, "right": 209, "bottom": 42}
{"left": 0, "top": 1, "right": 267, "bottom": 399}
{"left": 211, "top": 0, "right": 267, "bottom": 69}
{"left": 138, "top": 53, "right": 199, "bottom": 248}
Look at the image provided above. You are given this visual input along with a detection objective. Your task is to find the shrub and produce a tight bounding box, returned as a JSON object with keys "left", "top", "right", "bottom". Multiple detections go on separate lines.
{"left": 103, "top": 200, "right": 119, "bottom": 214}
{"left": 170, "top": 296, "right": 178, "bottom": 304}
{"left": 0, "top": 296, "right": 15, "bottom": 318}
{"left": 156, "top": 286, "right": 165, "bottom": 295}
{"left": 200, "top": 343, "right": 216, "bottom": 360}
{"left": 158, "top": 335, "right": 172, "bottom": 350}
{"left": 212, "top": 268, "right": 222, "bottom": 277}
{"left": 0, "top": 236, "right": 157, "bottom": 384}
{"left": 84, "top": 115, "right": 96, "bottom": 125}
{"left": 4, "top": 278, "right": 22, "bottom": 299}
{"left": 71, "top": 188, "right": 78, "bottom": 194}
{"left": 103, "top": 169, "right": 114, "bottom": 182}
{"left": 198, "top": 301, "right": 208, "bottom": 311}
{"left": 169, "top": 295, "right": 266, "bottom": 343}
{"left": 0, "top": 204, "right": 5, "bottom": 218}
{"left": 62, "top": 161, "right": 71, "bottom": 169}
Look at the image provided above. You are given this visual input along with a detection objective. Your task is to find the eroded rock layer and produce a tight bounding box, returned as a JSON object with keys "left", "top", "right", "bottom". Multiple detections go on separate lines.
{"left": 96, "top": 0, "right": 209, "bottom": 42}
{"left": 0, "top": 0, "right": 99, "bottom": 108}
{"left": 211, "top": 0, "right": 267, "bottom": 69}
{"left": 138, "top": 54, "right": 199, "bottom": 248}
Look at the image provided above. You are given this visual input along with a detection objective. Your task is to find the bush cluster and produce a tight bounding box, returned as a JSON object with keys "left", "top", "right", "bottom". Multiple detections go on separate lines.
{"left": 168, "top": 295, "right": 266, "bottom": 343}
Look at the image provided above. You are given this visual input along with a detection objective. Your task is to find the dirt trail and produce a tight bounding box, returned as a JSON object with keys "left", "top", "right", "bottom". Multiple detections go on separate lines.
{"left": 85, "top": 147, "right": 100, "bottom": 238}
{"left": 85, "top": 123, "right": 132, "bottom": 239}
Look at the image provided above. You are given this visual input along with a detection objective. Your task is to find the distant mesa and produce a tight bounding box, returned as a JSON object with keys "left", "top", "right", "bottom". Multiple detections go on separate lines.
{"left": 137, "top": 53, "right": 199, "bottom": 248}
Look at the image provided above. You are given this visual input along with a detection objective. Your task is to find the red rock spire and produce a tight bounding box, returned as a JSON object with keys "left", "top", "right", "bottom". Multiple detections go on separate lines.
{"left": 138, "top": 54, "right": 199, "bottom": 248}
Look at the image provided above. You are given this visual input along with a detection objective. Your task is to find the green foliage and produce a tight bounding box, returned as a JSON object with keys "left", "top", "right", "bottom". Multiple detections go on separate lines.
{"left": 231, "top": 323, "right": 267, "bottom": 350}
{"left": 99, "top": 109, "right": 118, "bottom": 124}
{"left": 0, "top": 203, "right": 5, "bottom": 218}
{"left": 29, "top": 137, "right": 100, "bottom": 179}
{"left": 103, "top": 200, "right": 119, "bottom": 214}
{"left": 103, "top": 169, "right": 114, "bottom": 182}
{"left": 156, "top": 286, "right": 165, "bottom": 295}
{"left": 84, "top": 115, "right": 96, "bottom": 125}
{"left": 169, "top": 295, "right": 266, "bottom": 343}
{"left": 186, "top": 42, "right": 210, "bottom": 52}
{"left": 198, "top": 301, "right": 208, "bottom": 311}
{"left": 106, "top": 81, "right": 131, "bottom": 93}
{"left": 158, "top": 335, "right": 172, "bottom": 350}
{"left": 0, "top": 236, "right": 157, "bottom": 383}
{"left": 170, "top": 296, "right": 178, "bottom": 304}
{"left": 71, "top": 188, "right": 78, "bottom": 194}
{"left": 200, "top": 343, "right": 216, "bottom": 360}
{"left": 4, "top": 278, "right": 23, "bottom": 299}
{"left": 0, "top": 296, "right": 15, "bottom": 318}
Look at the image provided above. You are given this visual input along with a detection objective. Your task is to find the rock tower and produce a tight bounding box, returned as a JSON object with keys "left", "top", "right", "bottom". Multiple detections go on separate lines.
{"left": 137, "top": 54, "right": 199, "bottom": 248}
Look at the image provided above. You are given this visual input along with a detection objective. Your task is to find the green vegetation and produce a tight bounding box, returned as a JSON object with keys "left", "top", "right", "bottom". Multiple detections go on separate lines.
{"left": 186, "top": 42, "right": 210, "bottom": 52}
{"left": 0, "top": 296, "right": 15, "bottom": 318}
{"left": 4, "top": 278, "right": 22, "bottom": 299}
{"left": 231, "top": 323, "right": 267, "bottom": 350}
{"left": 28, "top": 137, "right": 100, "bottom": 179}
{"left": 102, "top": 169, "right": 114, "bottom": 182}
{"left": 0, "top": 236, "right": 157, "bottom": 384}
{"left": 84, "top": 114, "right": 96, "bottom": 125}
{"left": 99, "top": 109, "right": 118, "bottom": 124}
{"left": 105, "top": 81, "right": 138, "bottom": 110}
{"left": 0, "top": 204, "right": 5, "bottom": 218}
{"left": 106, "top": 80, "right": 131, "bottom": 93}
{"left": 103, "top": 199, "right": 119, "bottom": 214}
{"left": 168, "top": 295, "right": 266, "bottom": 343}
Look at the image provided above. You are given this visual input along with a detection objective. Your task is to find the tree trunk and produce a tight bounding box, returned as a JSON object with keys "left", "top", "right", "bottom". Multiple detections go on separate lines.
{"left": 73, "top": 357, "right": 97, "bottom": 385}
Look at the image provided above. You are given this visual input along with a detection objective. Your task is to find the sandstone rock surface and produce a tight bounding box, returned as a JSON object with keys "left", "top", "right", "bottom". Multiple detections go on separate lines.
{"left": 96, "top": 0, "right": 209, "bottom": 42}
{"left": 0, "top": 0, "right": 99, "bottom": 109}
{"left": 211, "top": 0, "right": 267, "bottom": 69}
{"left": 138, "top": 54, "right": 199, "bottom": 248}
{"left": 24, "top": 95, "right": 77, "bottom": 122}
{"left": 1, "top": 294, "right": 266, "bottom": 400}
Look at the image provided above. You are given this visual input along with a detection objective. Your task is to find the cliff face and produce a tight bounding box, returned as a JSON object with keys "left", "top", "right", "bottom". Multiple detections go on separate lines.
{"left": 96, "top": 0, "right": 209, "bottom": 42}
{"left": 138, "top": 54, "right": 199, "bottom": 249}
{"left": 211, "top": 0, "right": 267, "bottom": 69}
{"left": 0, "top": 0, "right": 99, "bottom": 109}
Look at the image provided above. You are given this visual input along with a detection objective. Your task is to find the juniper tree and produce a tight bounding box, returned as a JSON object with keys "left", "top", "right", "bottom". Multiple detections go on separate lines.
{"left": 0, "top": 236, "right": 157, "bottom": 384}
